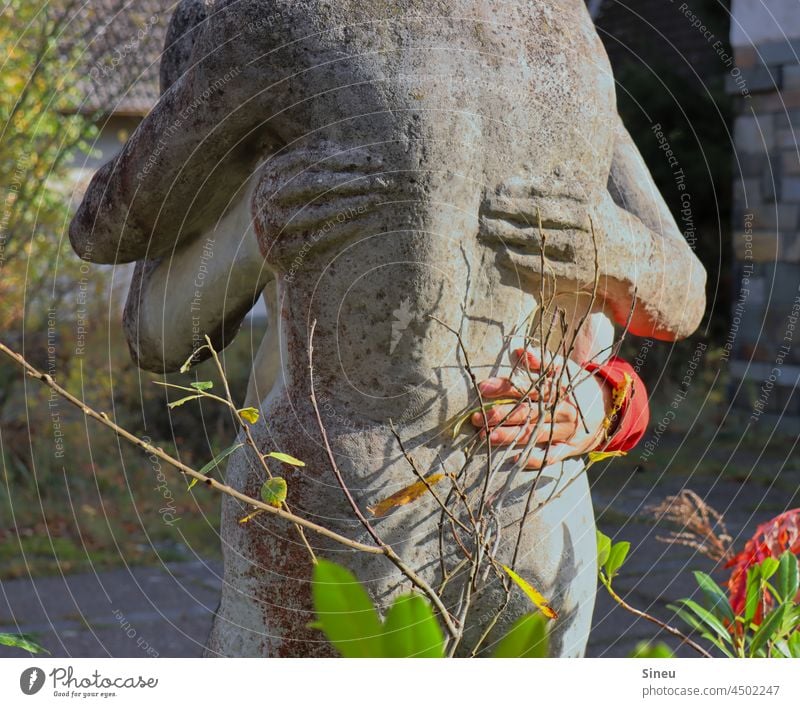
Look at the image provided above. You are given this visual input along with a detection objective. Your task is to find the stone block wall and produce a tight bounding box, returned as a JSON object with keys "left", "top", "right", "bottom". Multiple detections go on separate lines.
{"left": 727, "top": 0, "right": 800, "bottom": 419}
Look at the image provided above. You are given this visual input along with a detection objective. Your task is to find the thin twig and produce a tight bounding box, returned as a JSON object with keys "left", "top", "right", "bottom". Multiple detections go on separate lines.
{"left": 0, "top": 341, "right": 381, "bottom": 555}
{"left": 600, "top": 575, "right": 713, "bottom": 658}
{"left": 202, "top": 336, "right": 316, "bottom": 562}
{"left": 428, "top": 315, "right": 494, "bottom": 520}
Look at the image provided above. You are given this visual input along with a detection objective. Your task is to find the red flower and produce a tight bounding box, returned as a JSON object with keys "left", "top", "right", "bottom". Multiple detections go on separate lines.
{"left": 726, "top": 509, "right": 800, "bottom": 621}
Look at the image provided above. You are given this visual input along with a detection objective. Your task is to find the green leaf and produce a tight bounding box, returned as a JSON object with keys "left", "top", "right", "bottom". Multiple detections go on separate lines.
{"left": 596, "top": 531, "right": 611, "bottom": 570}
{"left": 668, "top": 604, "right": 734, "bottom": 657}
{"left": 167, "top": 394, "right": 203, "bottom": 409}
{"left": 492, "top": 613, "right": 549, "bottom": 658}
{"left": 238, "top": 407, "right": 260, "bottom": 424}
{"left": 381, "top": 594, "right": 445, "bottom": 657}
{"left": 605, "top": 540, "right": 631, "bottom": 580}
{"left": 669, "top": 603, "right": 711, "bottom": 639}
{"left": 673, "top": 598, "right": 732, "bottom": 646}
{"left": 260, "top": 477, "right": 287, "bottom": 507}
{"left": 760, "top": 556, "right": 780, "bottom": 582}
{"left": 787, "top": 631, "right": 800, "bottom": 658}
{"left": 693, "top": 571, "right": 735, "bottom": 624}
{"left": 750, "top": 603, "right": 789, "bottom": 657}
{"left": 190, "top": 381, "right": 214, "bottom": 391}
{"left": 782, "top": 605, "right": 800, "bottom": 636}
{"left": 0, "top": 632, "right": 49, "bottom": 654}
{"left": 772, "top": 639, "right": 793, "bottom": 658}
{"left": 776, "top": 551, "right": 799, "bottom": 604}
{"left": 263, "top": 452, "right": 305, "bottom": 467}
{"left": 628, "top": 641, "right": 675, "bottom": 658}
{"left": 745, "top": 565, "right": 763, "bottom": 624}
{"left": 188, "top": 442, "right": 244, "bottom": 490}
{"left": 311, "top": 559, "right": 384, "bottom": 658}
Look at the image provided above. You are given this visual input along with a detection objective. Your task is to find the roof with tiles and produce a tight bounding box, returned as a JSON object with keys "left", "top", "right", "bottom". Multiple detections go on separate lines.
{"left": 66, "top": 0, "right": 174, "bottom": 115}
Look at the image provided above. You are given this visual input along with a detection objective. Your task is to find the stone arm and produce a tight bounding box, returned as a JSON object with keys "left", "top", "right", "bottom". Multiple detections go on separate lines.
{"left": 591, "top": 119, "right": 706, "bottom": 341}
{"left": 122, "top": 183, "right": 273, "bottom": 373}
{"left": 71, "top": 0, "right": 277, "bottom": 373}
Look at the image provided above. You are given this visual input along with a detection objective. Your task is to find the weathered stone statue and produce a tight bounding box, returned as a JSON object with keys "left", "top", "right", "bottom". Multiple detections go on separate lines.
{"left": 70, "top": 0, "right": 705, "bottom": 656}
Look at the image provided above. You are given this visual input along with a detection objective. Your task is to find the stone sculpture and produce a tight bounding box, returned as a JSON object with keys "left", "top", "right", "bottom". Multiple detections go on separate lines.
{"left": 70, "top": 0, "right": 705, "bottom": 656}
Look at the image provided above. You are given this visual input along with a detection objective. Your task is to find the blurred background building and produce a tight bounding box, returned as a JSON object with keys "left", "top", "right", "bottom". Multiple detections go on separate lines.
{"left": 726, "top": 0, "right": 800, "bottom": 424}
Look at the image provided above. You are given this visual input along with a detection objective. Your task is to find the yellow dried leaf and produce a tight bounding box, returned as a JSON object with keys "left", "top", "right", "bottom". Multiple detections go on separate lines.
{"left": 587, "top": 450, "right": 627, "bottom": 464}
{"left": 367, "top": 473, "right": 444, "bottom": 517}
{"left": 502, "top": 564, "right": 558, "bottom": 620}
{"left": 239, "top": 510, "right": 264, "bottom": 524}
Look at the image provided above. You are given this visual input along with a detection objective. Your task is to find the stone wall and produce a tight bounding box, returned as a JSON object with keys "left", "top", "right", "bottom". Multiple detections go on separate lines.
{"left": 727, "top": 0, "right": 800, "bottom": 420}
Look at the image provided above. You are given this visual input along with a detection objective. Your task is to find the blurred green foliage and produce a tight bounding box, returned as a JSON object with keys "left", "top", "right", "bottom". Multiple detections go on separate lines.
{"left": 311, "top": 558, "right": 550, "bottom": 658}
{"left": 0, "top": 1, "right": 101, "bottom": 337}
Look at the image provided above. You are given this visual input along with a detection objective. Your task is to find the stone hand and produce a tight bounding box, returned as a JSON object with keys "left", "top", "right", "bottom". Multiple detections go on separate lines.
{"left": 471, "top": 348, "right": 612, "bottom": 470}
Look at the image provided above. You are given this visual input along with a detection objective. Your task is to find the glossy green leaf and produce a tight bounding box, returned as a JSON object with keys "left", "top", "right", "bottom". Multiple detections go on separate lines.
{"left": 775, "top": 551, "right": 799, "bottom": 604}
{"left": 771, "top": 639, "right": 792, "bottom": 658}
{"left": 673, "top": 598, "right": 732, "bottom": 645}
{"left": 189, "top": 442, "right": 244, "bottom": 490}
{"left": 782, "top": 605, "right": 800, "bottom": 636}
{"left": 492, "top": 613, "right": 549, "bottom": 658}
{"left": 605, "top": 541, "right": 630, "bottom": 580}
{"left": 263, "top": 452, "right": 305, "bottom": 467}
{"left": 668, "top": 604, "right": 734, "bottom": 657}
{"left": 311, "top": 559, "right": 383, "bottom": 658}
{"left": 693, "top": 571, "right": 735, "bottom": 624}
{"left": 669, "top": 603, "right": 706, "bottom": 635}
{"left": 628, "top": 641, "right": 675, "bottom": 658}
{"left": 760, "top": 557, "right": 780, "bottom": 582}
{"left": 382, "top": 594, "right": 445, "bottom": 658}
{"left": 787, "top": 631, "right": 800, "bottom": 658}
{"left": 750, "top": 603, "right": 788, "bottom": 657}
{"left": 260, "top": 477, "right": 287, "bottom": 507}
{"left": 190, "top": 381, "right": 214, "bottom": 391}
{"left": 0, "top": 632, "right": 49, "bottom": 654}
{"left": 596, "top": 531, "right": 611, "bottom": 570}
{"left": 745, "top": 565, "right": 762, "bottom": 625}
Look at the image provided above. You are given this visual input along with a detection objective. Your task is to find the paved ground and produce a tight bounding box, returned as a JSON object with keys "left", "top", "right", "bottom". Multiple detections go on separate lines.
{"left": 0, "top": 561, "right": 221, "bottom": 658}
{"left": 0, "top": 465, "right": 793, "bottom": 658}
